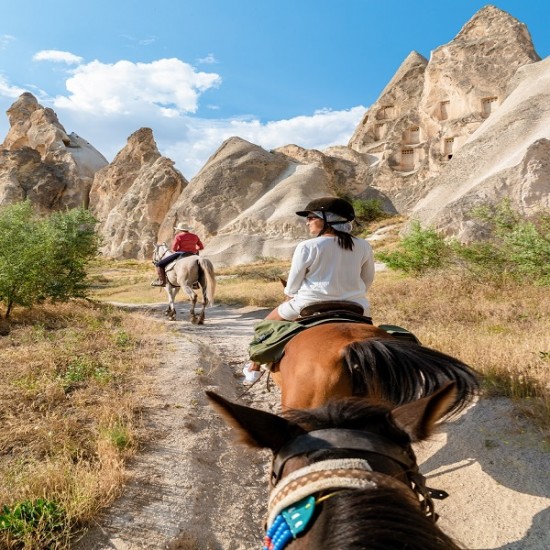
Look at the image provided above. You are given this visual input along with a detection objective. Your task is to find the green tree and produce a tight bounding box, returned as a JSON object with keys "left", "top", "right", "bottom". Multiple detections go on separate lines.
{"left": 0, "top": 202, "right": 100, "bottom": 318}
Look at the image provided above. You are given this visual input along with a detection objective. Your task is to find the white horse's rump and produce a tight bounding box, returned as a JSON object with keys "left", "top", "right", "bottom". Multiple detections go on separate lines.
{"left": 152, "top": 243, "right": 216, "bottom": 323}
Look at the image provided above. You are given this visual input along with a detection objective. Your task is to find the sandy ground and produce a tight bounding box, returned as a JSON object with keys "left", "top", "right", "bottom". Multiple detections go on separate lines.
{"left": 75, "top": 303, "right": 550, "bottom": 550}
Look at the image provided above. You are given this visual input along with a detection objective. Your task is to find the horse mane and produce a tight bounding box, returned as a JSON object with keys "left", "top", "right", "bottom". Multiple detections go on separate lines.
{"left": 342, "top": 338, "right": 479, "bottom": 417}
{"left": 313, "top": 489, "right": 462, "bottom": 549}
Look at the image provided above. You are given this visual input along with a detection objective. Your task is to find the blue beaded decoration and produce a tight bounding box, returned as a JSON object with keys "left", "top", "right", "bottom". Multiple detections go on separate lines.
{"left": 262, "top": 496, "right": 316, "bottom": 550}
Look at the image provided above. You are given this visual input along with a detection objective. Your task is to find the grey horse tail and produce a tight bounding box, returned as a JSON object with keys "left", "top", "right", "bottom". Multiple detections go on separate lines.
{"left": 198, "top": 258, "right": 216, "bottom": 306}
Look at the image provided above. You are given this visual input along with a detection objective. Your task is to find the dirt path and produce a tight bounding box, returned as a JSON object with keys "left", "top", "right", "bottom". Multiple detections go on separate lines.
{"left": 75, "top": 304, "right": 549, "bottom": 550}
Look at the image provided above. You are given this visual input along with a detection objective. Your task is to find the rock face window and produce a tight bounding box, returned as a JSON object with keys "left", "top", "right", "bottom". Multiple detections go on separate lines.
{"left": 443, "top": 137, "right": 454, "bottom": 159}
{"left": 401, "top": 148, "right": 415, "bottom": 170}
{"left": 377, "top": 105, "right": 395, "bottom": 120}
{"left": 404, "top": 126, "right": 420, "bottom": 144}
{"left": 440, "top": 100, "right": 450, "bottom": 121}
{"left": 374, "top": 123, "right": 385, "bottom": 140}
{"left": 482, "top": 96, "right": 498, "bottom": 117}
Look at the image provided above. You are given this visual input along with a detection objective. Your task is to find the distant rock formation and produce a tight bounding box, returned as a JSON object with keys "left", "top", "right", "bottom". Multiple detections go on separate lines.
{"left": 348, "top": 5, "right": 541, "bottom": 213}
{"left": 409, "top": 55, "right": 550, "bottom": 240}
{"left": 0, "top": 93, "right": 108, "bottom": 210}
{"left": 89, "top": 128, "right": 187, "bottom": 259}
{"left": 1, "top": 6, "right": 548, "bottom": 264}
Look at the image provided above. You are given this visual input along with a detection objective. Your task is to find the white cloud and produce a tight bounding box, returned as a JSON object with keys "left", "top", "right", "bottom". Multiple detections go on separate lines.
{"left": 33, "top": 50, "right": 84, "bottom": 64}
{"left": 160, "top": 106, "right": 366, "bottom": 177}
{"left": 0, "top": 52, "right": 364, "bottom": 182}
{"left": 0, "top": 74, "right": 26, "bottom": 98}
{"left": 0, "top": 34, "right": 15, "bottom": 50}
{"left": 197, "top": 53, "right": 218, "bottom": 65}
{"left": 53, "top": 58, "right": 222, "bottom": 116}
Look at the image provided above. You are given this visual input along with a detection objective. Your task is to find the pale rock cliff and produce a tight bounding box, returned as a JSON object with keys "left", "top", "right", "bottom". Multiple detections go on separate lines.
{"left": 169, "top": 137, "right": 396, "bottom": 266}
{"left": 0, "top": 93, "right": 108, "bottom": 210}
{"left": 409, "top": 55, "right": 550, "bottom": 240}
{"left": 348, "top": 5, "right": 541, "bottom": 213}
{"left": 89, "top": 128, "right": 186, "bottom": 259}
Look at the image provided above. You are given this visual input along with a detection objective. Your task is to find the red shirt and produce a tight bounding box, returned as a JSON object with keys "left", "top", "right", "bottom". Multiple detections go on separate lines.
{"left": 171, "top": 232, "right": 204, "bottom": 253}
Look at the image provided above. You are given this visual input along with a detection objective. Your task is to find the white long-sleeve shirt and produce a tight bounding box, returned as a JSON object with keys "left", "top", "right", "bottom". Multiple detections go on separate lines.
{"left": 283, "top": 235, "right": 375, "bottom": 314}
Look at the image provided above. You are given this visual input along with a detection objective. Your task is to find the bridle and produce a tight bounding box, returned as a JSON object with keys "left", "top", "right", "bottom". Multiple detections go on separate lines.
{"left": 152, "top": 243, "right": 169, "bottom": 264}
{"left": 265, "top": 428, "right": 447, "bottom": 546}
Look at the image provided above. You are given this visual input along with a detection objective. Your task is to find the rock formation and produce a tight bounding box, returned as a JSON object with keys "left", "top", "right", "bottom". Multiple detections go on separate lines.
{"left": 1, "top": 6, "right": 548, "bottom": 264}
{"left": 0, "top": 93, "right": 108, "bottom": 210}
{"left": 89, "top": 128, "right": 187, "bottom": 259}
{"left": 348, "top": 5, "right": 541, "bottom": 213}
{"left": 409, "top": 55, "right": 550, "bottom": 240}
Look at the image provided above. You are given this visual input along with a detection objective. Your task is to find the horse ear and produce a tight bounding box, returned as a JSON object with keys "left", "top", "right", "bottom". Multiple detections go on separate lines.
{"left": 390, "top": 382, "right": 458, "bottom": 442}
{"left": 206, "top": 391, "right": 299, "bottom": 452}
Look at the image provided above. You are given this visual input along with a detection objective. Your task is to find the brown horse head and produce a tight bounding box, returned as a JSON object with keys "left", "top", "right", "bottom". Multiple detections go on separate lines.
{"left": 207, "top": 385, "right": 462, "bottom": 549}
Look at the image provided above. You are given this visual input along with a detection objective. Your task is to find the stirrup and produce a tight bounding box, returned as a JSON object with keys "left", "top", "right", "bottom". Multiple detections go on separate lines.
{"left": 151, "top": 280, "right": 165, "bottom": 287}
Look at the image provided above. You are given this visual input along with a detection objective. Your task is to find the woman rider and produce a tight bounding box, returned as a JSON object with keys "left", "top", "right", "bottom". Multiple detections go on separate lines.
{"left": 243, "top": 196, "right": 376, "bottom": 383}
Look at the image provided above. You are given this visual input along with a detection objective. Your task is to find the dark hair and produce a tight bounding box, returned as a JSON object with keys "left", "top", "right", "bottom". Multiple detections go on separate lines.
{"left": 316, "top": 214, "right": 354, "bottom": 250}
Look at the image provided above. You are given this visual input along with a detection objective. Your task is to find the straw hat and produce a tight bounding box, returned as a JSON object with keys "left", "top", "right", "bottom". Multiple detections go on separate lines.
{"left": 174, "top": 223, "right": 193, "bottom": 232}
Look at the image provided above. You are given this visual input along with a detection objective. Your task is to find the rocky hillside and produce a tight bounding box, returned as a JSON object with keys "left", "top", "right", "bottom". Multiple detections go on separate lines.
{"left": 0, "top": 5, "right": 548, "bottom": 264}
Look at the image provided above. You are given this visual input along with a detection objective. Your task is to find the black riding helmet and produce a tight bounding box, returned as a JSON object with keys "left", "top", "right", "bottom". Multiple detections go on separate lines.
{"left": 296, "top": 197, "right": 355, "bottom": 222}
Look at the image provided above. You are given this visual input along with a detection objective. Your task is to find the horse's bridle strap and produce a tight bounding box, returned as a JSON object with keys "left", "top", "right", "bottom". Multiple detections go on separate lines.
{"left": 272, "top": 428, "right": 414, "bottom": 484}
{"left": 268, "top": 459, "right": 374, "bottom": 527}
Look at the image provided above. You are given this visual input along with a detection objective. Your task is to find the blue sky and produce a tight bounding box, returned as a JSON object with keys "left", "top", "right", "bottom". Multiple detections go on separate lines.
{"left": 1, "top": 1, "right": 548, "bottom": 178}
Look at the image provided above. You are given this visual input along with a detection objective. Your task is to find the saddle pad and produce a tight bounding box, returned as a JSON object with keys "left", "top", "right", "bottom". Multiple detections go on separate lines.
{"left": 249, "top": 315, "right": 372, "bottom": 365}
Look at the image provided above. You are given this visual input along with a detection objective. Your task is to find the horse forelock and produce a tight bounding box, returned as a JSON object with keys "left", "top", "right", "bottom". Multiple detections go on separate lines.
{"left": 306, "top": 488, "right": 461, "bottom": 550}
{"left": 272, "top": 398, "right": 460, "bottom": 549}
{"left": 283, "top": 398, "right": 409, "bottom": 446}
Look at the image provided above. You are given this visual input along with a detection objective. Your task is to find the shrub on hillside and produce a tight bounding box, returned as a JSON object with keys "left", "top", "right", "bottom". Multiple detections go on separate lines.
{"left": 452, "top": 201, "right": 550, "bottom": 285}
{"left": 377, "top": 201, "right": 550, "bottom": 284}
{"left": 375, "top": 220, "right": 451, "bottom": 275}
{"left": 0, "top": 201, "right": 100, "bottom": 318}
{"left": 351, "top": 198, "right": 388, "bottom": 225}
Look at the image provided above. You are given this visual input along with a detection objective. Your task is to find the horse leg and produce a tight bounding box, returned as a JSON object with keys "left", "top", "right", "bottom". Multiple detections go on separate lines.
{"left": 165, "top": 285, "right": 178, "bottom": 321}
{"left": 197, "top": 293, "right": 207, "bottom": 325}
{"left": 189, "top": 292, "right": 198, "bottom": 324}
{"left": 181, "top": 285, "right": 198, "bottom": 324}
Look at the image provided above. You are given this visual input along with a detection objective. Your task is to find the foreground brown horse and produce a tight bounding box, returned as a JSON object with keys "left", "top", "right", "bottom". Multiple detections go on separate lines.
{"left": 207, "top": 383, "right": 464, "bottom": 549}
{"left": 268, "top": 321, "right": 478, "bottom": 415}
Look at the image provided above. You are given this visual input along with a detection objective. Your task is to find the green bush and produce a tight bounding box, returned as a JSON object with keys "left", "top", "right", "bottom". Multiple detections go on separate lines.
{"left": 454, "top": 202, "right": 550, "bottom": 284}
{"left": 0, "top": 201, "right": 100, "bottom": 318}
{"left": 0, "top": 498, "right": 66, "bottom": 548}
{"left": 376, "top": 220, "right": 451, "bottom": 275}
{"left": 377, "top": 201, "right": 550, "bottom": 284}
{"left": 351, "top": 198, "right": 388, "bottom": 224}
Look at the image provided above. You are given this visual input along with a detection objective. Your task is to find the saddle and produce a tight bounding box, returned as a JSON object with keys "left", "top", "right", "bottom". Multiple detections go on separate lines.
{"left": 298, "top": 300, "right": 373, "bottom": 326}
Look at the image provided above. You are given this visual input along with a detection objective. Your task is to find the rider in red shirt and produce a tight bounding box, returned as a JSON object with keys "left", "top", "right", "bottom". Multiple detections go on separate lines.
{"left": 151, "top": 224, "right": 204, "bottom": 286}
{"left": 172, "top": 229, "right": 204, "bottom": 254}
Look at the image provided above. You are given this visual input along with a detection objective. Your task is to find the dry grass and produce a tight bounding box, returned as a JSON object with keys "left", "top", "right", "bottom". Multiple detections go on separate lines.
{"left": 0, "top": 300, "right": 163, "bottom": 548}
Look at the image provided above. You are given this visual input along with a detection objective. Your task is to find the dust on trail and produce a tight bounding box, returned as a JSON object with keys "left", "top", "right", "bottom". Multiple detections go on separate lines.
{"left": 75, "top": 304, "right": 550, "bottom": 550}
